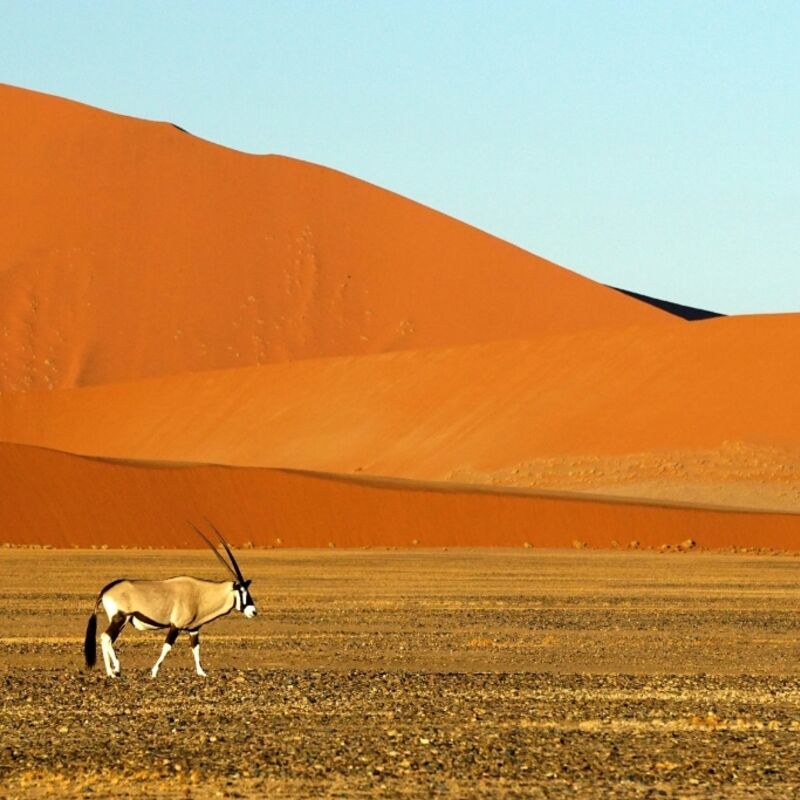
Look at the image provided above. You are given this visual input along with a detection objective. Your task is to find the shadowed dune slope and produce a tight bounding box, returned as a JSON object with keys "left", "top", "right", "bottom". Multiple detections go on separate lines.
{"left": 1, "top": 443, "right": 798, "bottom": 550}
{"left": 0, "top": 84, "right": 673, "bottom": 393}
{"left": 1, "top": 313, "right": 798, "bottom": 473}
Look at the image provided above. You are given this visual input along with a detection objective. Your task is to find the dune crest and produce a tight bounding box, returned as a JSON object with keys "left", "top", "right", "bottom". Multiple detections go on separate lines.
{"left": 0, "top": 83, "right": 673, "bottom": 393}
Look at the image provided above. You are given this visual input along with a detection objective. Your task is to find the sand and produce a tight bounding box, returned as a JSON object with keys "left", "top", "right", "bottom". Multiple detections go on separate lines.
{"left": 1, "top": 314, "right": 799, "bottom": 516}
{"left": 0, "top": 83, "right": 671, "bottom": 394}
{"left": 1, "top": 442, "right": 799, "bottom": 550}
{"left": 1, "top": 83, "right": 798, "bottom": 552}
{"left": 1, "top": 549, "right": 799, "bottom": 798}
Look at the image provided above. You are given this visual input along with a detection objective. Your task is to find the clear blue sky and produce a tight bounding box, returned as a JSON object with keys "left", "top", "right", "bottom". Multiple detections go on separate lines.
{"left": 2, "top": 1, "right": 798, "bottom": 314}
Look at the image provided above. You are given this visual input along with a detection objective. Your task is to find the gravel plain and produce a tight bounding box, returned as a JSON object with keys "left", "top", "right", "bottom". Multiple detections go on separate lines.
{"left": 0, "top": 548, "right": 798, "bottom": 798}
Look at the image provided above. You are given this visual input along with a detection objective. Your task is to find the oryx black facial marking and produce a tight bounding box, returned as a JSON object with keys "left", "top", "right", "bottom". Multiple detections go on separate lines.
{"left": 83, "top": 520, "right": 258, "bottom": 678}
{"left": 233, "top": 579, "right": 257, "bottom": 618}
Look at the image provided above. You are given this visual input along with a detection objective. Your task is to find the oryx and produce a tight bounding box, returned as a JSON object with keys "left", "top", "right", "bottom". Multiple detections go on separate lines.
{"left": 84, "top": 521, "right": 257, "bottom": 678}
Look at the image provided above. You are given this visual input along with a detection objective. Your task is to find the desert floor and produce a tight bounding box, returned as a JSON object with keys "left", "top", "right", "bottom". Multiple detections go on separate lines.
{"left": 0, "top": 549, "right": 798, "bottom": 798}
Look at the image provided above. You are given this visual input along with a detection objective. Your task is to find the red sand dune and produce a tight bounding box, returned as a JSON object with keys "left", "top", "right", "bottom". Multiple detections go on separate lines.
{"left": 0, "top": 83, "right": 672, "bottom": 393}
{"left": 1, "top": 313, "right": 799, "bottom": 512}
{"left": 1, "top": 442, "right": 798, "bottom": 551}
{"left": 1, "top": 84, "right": 797, "bottom": 550}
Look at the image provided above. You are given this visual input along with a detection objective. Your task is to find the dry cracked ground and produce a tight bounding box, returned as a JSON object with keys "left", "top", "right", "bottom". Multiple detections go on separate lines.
{"left": 0, "top": 548, "right": 799, "bottom": 798}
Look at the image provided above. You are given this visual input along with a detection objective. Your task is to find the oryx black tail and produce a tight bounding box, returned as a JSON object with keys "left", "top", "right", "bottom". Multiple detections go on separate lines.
{"left": 84, "top": 611, "right": 97, "bottom": 668}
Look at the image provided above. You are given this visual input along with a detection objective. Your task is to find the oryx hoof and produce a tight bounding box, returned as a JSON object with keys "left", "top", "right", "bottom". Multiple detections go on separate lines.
{"left": 196, "top": 669, "right": 208, "bottom": 678}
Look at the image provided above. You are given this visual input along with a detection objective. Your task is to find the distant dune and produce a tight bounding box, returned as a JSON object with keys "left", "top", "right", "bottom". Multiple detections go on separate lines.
{"left": 0, "top": 83, "right": 671, "bottom": 393}
{"left": 1, "top": 313, "right": 799, "bottom": 513}
{"left": 0, "top": 84, "right": 796, "bottom": 549}
{"left": 609, "top": 287, "right": 723, "bottom": 320}
{"left": 2, "top": 443, "right": 799, "bottom": 551}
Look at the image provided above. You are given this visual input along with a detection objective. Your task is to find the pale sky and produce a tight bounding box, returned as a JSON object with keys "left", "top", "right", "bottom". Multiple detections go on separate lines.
{"left": 2, "top": 1, "right": 799, "bottom": 314}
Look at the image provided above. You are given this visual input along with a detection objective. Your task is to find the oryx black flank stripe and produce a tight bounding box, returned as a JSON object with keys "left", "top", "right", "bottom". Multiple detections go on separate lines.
{"left": 129, "top": 597, "right": 237, "bottom": 632}
{"left": 131, "top": 610, "right": 170, "bottom": 629}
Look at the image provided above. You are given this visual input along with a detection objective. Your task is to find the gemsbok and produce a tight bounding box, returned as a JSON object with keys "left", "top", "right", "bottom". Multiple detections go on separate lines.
{"left": 84, "top": 521, "right": 257, "bottom": 678}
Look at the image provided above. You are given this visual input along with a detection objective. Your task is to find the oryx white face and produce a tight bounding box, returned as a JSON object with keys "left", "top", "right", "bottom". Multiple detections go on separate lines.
{"left": 235, "top": 580, "right": 257, "bottom": 618}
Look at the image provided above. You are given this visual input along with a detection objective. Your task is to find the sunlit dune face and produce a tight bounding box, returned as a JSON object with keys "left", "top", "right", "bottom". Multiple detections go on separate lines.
{"left": 0, "top": 84, "right": 673, "bottom": 394}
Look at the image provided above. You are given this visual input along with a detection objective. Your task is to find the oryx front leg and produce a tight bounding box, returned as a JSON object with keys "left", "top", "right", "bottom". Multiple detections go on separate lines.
{"left": 189, "top": 631, "right": 207, "bottom": 677}
{"left": 101, "top": 613, "right": 126, "bottom": 678}
{"left": 151, "top": 626, "right": 180, "bottom": 678}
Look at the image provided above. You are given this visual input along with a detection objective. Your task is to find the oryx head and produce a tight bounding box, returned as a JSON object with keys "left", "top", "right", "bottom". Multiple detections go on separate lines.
{"left": 190, "top": 519, "right": 258, "bottom": 619}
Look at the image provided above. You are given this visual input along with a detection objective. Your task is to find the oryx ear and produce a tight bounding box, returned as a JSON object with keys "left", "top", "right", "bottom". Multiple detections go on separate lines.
{"left": 244, "top": 580, "right": 252, "bottom": 588}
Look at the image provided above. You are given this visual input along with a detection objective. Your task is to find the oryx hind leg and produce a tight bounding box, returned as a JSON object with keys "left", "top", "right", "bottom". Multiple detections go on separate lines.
{"left": 151, "top": 625, "right": 180, "bottom": 678}
{"left": 101, "top": 612, "right": 127, "bottom": 678}
{"left": 189, "top": 630, "right": 207, "bottom": 677}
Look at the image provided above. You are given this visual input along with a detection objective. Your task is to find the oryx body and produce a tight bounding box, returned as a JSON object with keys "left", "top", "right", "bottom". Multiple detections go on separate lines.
{"left": 84, "top": 523, "right": 257, "bottom": 678}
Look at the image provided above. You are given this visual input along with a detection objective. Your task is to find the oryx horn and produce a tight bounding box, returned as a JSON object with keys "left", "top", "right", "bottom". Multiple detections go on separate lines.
{"left": 203, "top": 516, "right": 247, "bottom": 585}
{"left": 189, "top": 521, "right": 238, "bottom": 581}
